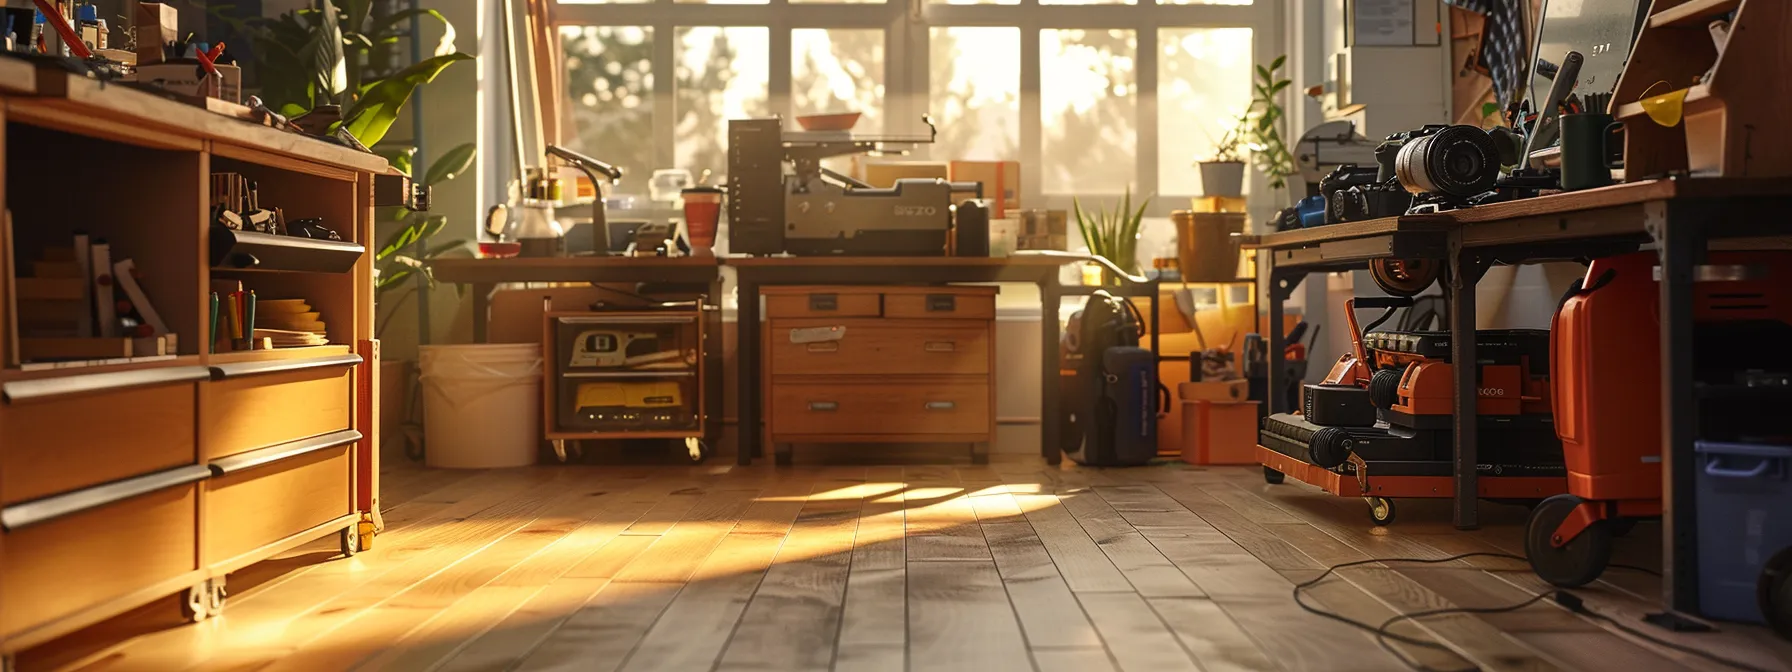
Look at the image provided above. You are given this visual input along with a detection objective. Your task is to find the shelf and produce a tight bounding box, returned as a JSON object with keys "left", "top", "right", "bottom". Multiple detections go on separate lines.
{"left": 1, "top": 354, "right": 204, "bottom": 382}
{"left": 206, "top": 344, "right": 352, "bottom": 365}
{"left": 1650, "top": 0, "right": 1742, "bottom": 29}
{"left": 561, "top": 370, "right": 695, "bottom": 379}
{"left": 210, "top": 228, "right": 365, "bottom": 273}
{"left": 546, "top": 430, "right": 703, "bottom": 441}
{"left": 1617, "top": 84, "right": 1712, "bottom": 120}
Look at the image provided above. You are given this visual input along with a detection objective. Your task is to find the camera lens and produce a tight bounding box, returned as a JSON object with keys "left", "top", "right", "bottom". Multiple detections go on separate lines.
{"left": 1395, "top": 125, "right": 1501, "bottom": 198}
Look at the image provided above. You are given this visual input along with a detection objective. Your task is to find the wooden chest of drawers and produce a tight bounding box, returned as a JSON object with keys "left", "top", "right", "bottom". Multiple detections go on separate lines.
{"left": 762, "top": 285, "right": 997, "bottom": 464}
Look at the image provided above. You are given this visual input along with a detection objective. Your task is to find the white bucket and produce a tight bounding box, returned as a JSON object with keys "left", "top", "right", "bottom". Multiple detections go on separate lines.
{"left": 419, "top": 343, "right": 543, "bottom": 468}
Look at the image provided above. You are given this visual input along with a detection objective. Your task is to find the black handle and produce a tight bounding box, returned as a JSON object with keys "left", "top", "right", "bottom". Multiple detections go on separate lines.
{"left": 1603, "top": 121, "right": 1626, "bottom": 170}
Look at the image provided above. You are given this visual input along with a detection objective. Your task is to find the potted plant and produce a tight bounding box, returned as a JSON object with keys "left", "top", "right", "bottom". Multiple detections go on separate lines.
{"left": 1195, "top": 55, "right": 1298, "bottom": 199}
{"left": 1073, "top": 188, "right": 1152, "bottom": 285}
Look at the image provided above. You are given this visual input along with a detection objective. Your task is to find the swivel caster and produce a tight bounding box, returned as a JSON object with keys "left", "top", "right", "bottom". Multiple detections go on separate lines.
{"left": 207, "top": 578, "right": 227, "bottom": 615}
{"left": 1525, "top": 494, "right": 1613, "bottom": 587}
{"left": 1263, "top": 467, "right": 1285, "bottom": 484}
{"left": 340, "top": 526, "right": 361, "bottom": 557}
{"left": 181, "top": 578, "right": 225, "bottom": 622}
{"left": 1367, "top": 497, "right": 1397, "bottom": 526}
{"left": 685, "top": 438, "right": 711, "bottom": 464}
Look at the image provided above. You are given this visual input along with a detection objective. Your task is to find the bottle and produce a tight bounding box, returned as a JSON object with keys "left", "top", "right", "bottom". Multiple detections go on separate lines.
{"left": 515, "top": 172, "right": 566, "bottom": 258}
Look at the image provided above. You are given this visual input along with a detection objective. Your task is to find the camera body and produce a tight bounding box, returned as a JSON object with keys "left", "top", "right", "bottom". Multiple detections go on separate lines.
{"left": 1322, "top": 161, "right": 1409, "bottom": 224}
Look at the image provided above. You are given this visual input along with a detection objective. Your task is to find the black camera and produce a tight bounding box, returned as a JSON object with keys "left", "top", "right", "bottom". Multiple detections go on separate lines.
{"left": 1318, "top": 165, "right": 1381, "bottom": 225}
{"left": 1390, "top": 124, "right": 1514, "bottom": 211}
{"left": 1330, "top": 183, "right": 1413, "bottom": 223}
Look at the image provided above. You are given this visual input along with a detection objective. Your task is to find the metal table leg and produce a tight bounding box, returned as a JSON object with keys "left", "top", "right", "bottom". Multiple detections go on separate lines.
{"left": 1265, "top": 259, "right": 1300, "bottom": 416}
{"left": 737, "top": 278, "right": 761, "bottom": 466}
{"left": 471, "top": 283, "right": 493, "bottom": 343}
{"left": 1448, "top": 239, "right": 1488, "bottom": 530}
{"left": 1653, "top": 201, "right": 1705, "bottom": 614}
{"left": 1040, "top": 274, "right": 1062, "bottom": 465}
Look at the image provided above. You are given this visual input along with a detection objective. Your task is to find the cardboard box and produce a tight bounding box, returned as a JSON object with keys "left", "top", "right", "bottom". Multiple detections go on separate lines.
{"left": 950, "top": 161, "right": 1021, "bottom": 217}
{"left": 136, "top": 3, "right": 178, "bottom": 66}
{"left": 1181, "top": 379, "right": 1249, "bottom": 402}
{"left": 134, "top": 63, "right": 242, "bottom": 104}
{"left": 864, "top": 161, "right": 949, "bottom": 187}
{"left": 1179, "top": 399, "right": 1261, "bottom": 465}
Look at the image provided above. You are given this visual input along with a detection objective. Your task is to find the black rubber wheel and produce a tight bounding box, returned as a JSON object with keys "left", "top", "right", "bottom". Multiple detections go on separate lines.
{"left": 1368, "top": 497, "right": 1397, "bottom": 526}
{"left": 1525, "top": 494, "right": 1613, "bottom": 587}
{"left": 1370, "top": 258, "right": 1441, "bottom": 297}
{"left": 1761, "top": 548, "right": 1792, "bottom": 642}
{"left": 1309, "top": 427, "right": 1356, "bottom": 469}
{"left": 684, "top": 438, "right": 711, "bottom": 464}
{"left": 1264, "top": 466, "right": 1286, "bottom": 484}
{"left": 1610, "top": 518, "right": 1638, "bottom": 538}
{"left": 1369, "top": 368, "right": 1404, "bottom": 410}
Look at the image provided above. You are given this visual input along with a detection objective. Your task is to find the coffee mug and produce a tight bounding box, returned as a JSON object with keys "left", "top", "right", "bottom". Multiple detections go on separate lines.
{"left": 1559, "top": 112, "right": 1624, "bottom": 191}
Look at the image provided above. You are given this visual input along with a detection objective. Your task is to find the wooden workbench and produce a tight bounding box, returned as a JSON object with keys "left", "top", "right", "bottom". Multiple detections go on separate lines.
{"left": 1246, "top": 177, "right": 1792, "bottom": 620}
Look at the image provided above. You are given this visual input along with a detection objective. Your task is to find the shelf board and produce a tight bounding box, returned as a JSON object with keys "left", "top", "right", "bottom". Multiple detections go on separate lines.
{"left": 0, "top": 55, "right": 36, "bottom": 94}
{"left": 1616, "top": 84, "right": 1711, "bottom": 120}
{"left": 1, "top": 354, "right": 202, "bottom": 381}
{"left": 546, "top": 430, "right": 703, "bottom": 440}
{"left": 561, "top": 370, "right": 695, "bottom": 379}
{"left": 1650, "top": 0, "right": 1743, "bottom": 29}
{"left": 206, "top": 344, "right": 352, "bottom": 365}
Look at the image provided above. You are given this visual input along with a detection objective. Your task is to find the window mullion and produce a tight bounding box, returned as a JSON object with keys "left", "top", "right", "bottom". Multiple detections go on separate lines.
{"left": 1137, "top": 13, "right": 1158, "bottom": 208}
{"left": 1019, "top": 15, "right": 1041, "bottom": 217}
{"left": 770, "top": 18, "right": 793, "bottom": 120}
{"left": 653, "top": 19, "right": 675, "bottom": 174}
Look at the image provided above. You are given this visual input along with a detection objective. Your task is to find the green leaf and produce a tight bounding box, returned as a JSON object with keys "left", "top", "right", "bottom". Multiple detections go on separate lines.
{"left": 342, "top": 0, "right": 371, "bottom": 35}
{"left": 373, "top": 145, "right": 416, "bottom": 176}
{"left": 424, "top": 238, "right": 467, "bottom": 258}
{"left": 1270, "top": 54, "right": 1286, "bottom": 71}
{"left": 1256, "top": 64, "right": 1271, "bottom": 81}
{"left": 341, "top": 52, "right": 474, "bottom": 147}
{"left": 1481, "top": 101, "right": 1500, "bottom": 119}
{"left": 371, "top": 9, "right": 458, "bottom": 57}
{"left": 418, "top": 215, "right": 448, "bottom": 241}
{"left": 424, "top": 143, "right": 477, "bottom": 185}
{"left": 310, "top": 0, "right": 348, "bottom": 103}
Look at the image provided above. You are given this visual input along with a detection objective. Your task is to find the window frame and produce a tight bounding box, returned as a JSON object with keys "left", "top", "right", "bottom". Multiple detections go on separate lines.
{"left": 547, "top": 0, "right": 1282, "bottom": 218}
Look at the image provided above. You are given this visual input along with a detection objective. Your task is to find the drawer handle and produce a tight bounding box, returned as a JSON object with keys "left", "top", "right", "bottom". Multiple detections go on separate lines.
{"left": 926, "top": 294, "right": 956, "bottom": 312}
{"left": 0, "top": 464, "right": 211, "bottom": 532}
{"left": 808, "top": 401, "right": 839, "bottom": 412}
{"left": 210, "top": 354, "right": 363, "bottom": 380}
{"left": 809, "top": 294, "right": 838, "bottom": 311}
{"left": 2, "top": 366, "right": 211, "bottom": 404}
{"left": 209, "top": 429, "right": 363, "bottom": 476}
{"left": 924, "top": 341, "right": 956, "bottom": 352}
{"left": 806, "top": 342, "right": 840, "bottom": 353}
{"left": 924, "top": 401, "right": 957, "bottom": 411}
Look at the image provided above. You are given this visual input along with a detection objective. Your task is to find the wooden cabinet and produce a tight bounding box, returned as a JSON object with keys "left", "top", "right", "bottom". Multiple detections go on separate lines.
{"left": 763, "top": 286, "right": 997, "bottom": 464}
{"left": 0, "top": 68, "right": 384, "bottom": 660}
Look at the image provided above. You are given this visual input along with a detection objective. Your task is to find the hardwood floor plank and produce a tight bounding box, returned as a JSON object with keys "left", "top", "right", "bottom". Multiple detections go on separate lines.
{"left": 612, "top": 488, "right": 758, "bottom": 583}
{"left": 906, "top": 484, "right": 993, "bottom": 562}
{"left": 981, "top": 521, "right": 1103, "bottom": 649}
{"left": 513, "top": 581, "right": 682, "bottom": 671}
{"left": 1060, "top": 489, "right": 1205, "bottom": 598}
{"left": 1076, "top": 592, "right": 1201, "bottom": 671}
{"left": 1156, "top": 483, "right": 1324, "bottom": 572}
{"left": 1033, "top": 648, "right": 1118, "bottom": 672}
{"left": 714, "top": 479, "right": 866, "bottom": 670}
{"left": 906, "top": 561, "right": 1033, "bottom": 672}
{"left": 1013, "top": 494, "right": 1132, "bottom": 593}
{"left": 1146, "top": 597, "right": 1279, "bottom": 672}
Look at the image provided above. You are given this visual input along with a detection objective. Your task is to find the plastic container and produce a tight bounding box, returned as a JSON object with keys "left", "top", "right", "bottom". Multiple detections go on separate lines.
{"left": 1695, "top": 440, "right": 1792, "bottom": 623}
{"left": 419, "top": 343, "right": 544, "bottom": 468}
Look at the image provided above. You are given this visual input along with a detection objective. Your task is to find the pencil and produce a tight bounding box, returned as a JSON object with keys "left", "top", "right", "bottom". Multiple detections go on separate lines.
{"left": 246, "top": 291, "right": 257, "bottom": 349}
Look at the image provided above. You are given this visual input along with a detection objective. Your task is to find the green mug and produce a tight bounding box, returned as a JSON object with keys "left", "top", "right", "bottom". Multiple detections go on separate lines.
{"left": 1559, "top": 112, "right": 1624, "bottom": 191}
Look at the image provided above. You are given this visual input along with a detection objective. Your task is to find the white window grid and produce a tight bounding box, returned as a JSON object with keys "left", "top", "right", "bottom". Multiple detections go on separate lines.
{"left": 549, "top": 0, "right": 1283, "bottom": 218}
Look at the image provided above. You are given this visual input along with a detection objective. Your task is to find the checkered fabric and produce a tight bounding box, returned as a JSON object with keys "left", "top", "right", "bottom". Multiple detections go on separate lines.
{"left": 1449, "top": 0, "right": 1527, "bottom": 108}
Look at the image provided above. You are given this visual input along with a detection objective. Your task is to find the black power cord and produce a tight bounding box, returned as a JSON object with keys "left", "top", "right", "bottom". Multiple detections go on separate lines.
{"left": 1292, "top": 552, "right": 1775, "bottom": 672}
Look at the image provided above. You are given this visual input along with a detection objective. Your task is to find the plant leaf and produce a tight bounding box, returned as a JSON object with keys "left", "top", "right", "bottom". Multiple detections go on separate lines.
{"left": 424, "top": 143, "right": 478, "bottom": 185}
{"left": 424, "top": 238, "right": 467, "bottom": 258}
{"left": 310, "top": 0, "right": 347, "bottom": 102}
{"left": 341, "top": 52, "right": 474, "bottom": 147}
{"left": 1270, "top": 54, "right": 1286, "bottom": 71}
{"left": 373, "top": 145, "right": 416, "bottom": 176}
{"left": 1256, "top": 64, "right": 1271, "bottom": 81}
{"left": 342, "top": 0, "right": 371, "bottom": 35}
{"left": 371, "top": 8, "right": 457, "bottom": 56}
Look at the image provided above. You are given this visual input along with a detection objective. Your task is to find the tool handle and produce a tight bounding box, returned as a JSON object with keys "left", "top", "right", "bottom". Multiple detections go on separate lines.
{"left": 1522, "top": 50, "right": 1585, "bottom": 163}
{"left": 1704, "top": 456, "right": 1773, "bottom": 479}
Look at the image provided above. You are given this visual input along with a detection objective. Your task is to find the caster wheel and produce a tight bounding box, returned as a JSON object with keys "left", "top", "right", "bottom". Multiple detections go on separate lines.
{"left": 1761, "top": 548, "right": 1792, "bottom": 641}
{"left": 685, "top": 438, "right": 711, "bottom": 464}
{"left": 1610, "top": 518, "right": 1638, "bottom": 538}
{"left": 1369, "top": 258, "right": 1441, "bottom": 297}
{"left": 340, "top": 526, "right": 360, "bottom": 557}
{"left": 207, "top": 579, "right": 227, "bottom": 615}
{"left": 2, "top": 653, "right": 15, "bottom": 672}
{"left": 1367, "top": 497, "right": 1396, "bottom": 526}
{"left": 1263, "top": 466, "right": 1286, "bottom": 484}
{"left": 181, "top": 583, "right": 211, "bottom": 622}
{"left": 1525, "top": 494, "right": 1612, "bottom": 587}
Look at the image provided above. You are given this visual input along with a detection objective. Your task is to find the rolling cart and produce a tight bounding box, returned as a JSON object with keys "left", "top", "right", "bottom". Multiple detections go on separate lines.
{"left": 541, "top": 295, "right": 723, "bottom": 463}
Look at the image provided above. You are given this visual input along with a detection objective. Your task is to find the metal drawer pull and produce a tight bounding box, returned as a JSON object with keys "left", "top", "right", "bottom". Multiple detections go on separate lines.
{"left": 808, "top": 401, "right": 839, "bottom": 411}
{"left": 924, "top": 401, "right": 957, "bottom": 411}
{"left": 806, "top": 342, "right": 840, "bottom": 353}
{"left": 926, "top": 294, "right": 956, "bottom": 311}
{"left": 923, "top": 341, "right": 956, "bottom": 352}
{"left": 809, "top": 294, "right": 838, "bottom": 311}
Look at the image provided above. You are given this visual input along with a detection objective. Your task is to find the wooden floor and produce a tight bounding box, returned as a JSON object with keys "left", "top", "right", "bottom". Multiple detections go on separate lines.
{"left": 20, "top": 455, "right": 1792, "bottom": 672}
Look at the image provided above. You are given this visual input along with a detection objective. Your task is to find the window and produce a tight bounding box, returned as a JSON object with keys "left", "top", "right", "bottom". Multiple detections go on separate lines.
{"left": 547, "top": 0, "right": 1274, "bottom": 215}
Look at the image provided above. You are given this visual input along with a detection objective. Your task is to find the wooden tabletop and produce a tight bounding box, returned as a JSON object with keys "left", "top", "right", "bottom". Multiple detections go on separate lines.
{"left": 432, "top": 255, "right": 720, "bottom": 283}
{"left": 0, "top": 56, "right": 35, "bottom": 95}
{"left": 725, "top": 253, "right": 1075, "bottom": 267}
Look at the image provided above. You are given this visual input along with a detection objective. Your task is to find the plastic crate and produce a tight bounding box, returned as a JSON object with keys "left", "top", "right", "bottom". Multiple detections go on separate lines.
{"left": 1695, "top": 440, "right": 1792, "bottom": 623}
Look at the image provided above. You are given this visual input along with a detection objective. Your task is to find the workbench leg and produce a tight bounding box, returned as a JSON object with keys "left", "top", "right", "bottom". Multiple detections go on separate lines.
{"left": 1652, "top": 201, "right": 1706, "bottom": 615}
{"left": 708, "top": 277, "right": 726, "bottom": 459}
{"left": 1041, "top": 276, "right": 1062, "bottom": 466}
{"left": 1447, "top": 244, "right": 1488, "bottom": 531}
{"left": 737, "top": 279, "right": 761, "bottom": 466}
{"left": 471, "top": 283, "right": 493, "bottom": 343}
{"left": 1265, "top": 263, "right": 1302, "bottom": 416}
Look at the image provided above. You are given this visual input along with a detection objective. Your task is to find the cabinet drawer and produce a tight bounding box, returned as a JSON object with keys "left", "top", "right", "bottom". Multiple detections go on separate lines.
{"left": 1, "top": 376, "right": 199, "bottom": 505}
{"left": 770, "top": 320, "right": 990, "bottom": 376}
{"left": 205, "top": 440, "right": 353, "bottom": 565}
{"left": 764, "top": 288, "right": 881, "bottom": 319}
{"left": 771, "top": 381, "right": 991, "bottom": 437}
{"left": 883, "top": 291, "right": 995, "bottom": 319}
{"left": 1, "top": 480, "right": 199, "bottom": 637}
{"left": 201, "top": 359, "right": 355, "bottom": 462}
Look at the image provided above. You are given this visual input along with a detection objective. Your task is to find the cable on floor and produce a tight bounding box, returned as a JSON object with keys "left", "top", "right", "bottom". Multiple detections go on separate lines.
{"left": 1290, "top": 552, "right": 1776, "bottom": 672}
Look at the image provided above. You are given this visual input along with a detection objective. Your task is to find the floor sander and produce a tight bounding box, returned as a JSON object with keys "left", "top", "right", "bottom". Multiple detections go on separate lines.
{"left": 1259, "top": 295, "right": 1567, "bottom": 525}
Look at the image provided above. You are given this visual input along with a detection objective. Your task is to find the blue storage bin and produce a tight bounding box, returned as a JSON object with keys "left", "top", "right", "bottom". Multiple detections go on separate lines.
{"left": 1695, "top": 440, "right": 1792, "bottom": 623}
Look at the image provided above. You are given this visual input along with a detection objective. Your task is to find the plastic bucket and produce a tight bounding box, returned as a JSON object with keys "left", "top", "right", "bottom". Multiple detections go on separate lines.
{"left": 419, "top": 343, "right": 543, "bottom": 468}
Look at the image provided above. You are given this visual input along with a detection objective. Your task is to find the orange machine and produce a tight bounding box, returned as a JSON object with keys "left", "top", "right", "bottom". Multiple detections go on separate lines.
{"left": 1527, "top": 251, "right": 1792, "bottom": 587}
